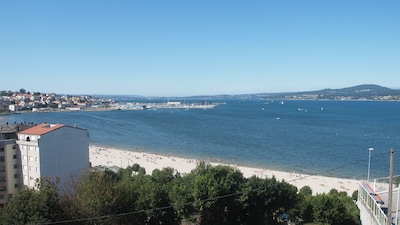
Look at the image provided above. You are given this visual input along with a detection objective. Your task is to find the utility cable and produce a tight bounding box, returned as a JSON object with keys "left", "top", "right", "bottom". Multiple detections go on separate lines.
{"left": 38, "top": 150, "right": 392, "bottom": 225}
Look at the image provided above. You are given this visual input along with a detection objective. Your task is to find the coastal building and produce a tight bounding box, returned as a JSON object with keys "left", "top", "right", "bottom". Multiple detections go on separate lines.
{"left": 358, "top": 175, "right": 400, "bottom": 225}
{"left": 0, "top": 124, "right": 33, "bottom": 207}
{"left": 16, "top": 123, "right": 89, "bottom": 190}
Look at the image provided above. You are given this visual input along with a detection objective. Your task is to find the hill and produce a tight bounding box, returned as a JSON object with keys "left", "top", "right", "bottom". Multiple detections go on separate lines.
{"left": 191, "top": 84, "right": 399, "bottom": 101}
{"left": 172, "top": 84, "right": 399, "bottom": 101}
{"left": 267, "top": 84, "right": 400, "bottom": 100}
{"left": 72, "top": 84, "right": 400, "bottom": 101}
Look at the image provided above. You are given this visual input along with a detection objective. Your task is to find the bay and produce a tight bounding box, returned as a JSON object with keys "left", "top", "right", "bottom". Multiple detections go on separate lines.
{"left": 1, "top": 99, "right": 399, "bottom": 179}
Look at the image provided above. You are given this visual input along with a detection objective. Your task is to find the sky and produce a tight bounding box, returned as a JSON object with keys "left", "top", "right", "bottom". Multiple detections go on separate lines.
{"left": 0, "top": 1, "right": 399, "bottom": 97}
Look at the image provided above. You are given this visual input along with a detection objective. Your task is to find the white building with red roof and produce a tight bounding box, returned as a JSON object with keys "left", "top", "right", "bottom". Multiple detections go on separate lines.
{"left": 16, "top": 123, "right": 89, "bottom": 189}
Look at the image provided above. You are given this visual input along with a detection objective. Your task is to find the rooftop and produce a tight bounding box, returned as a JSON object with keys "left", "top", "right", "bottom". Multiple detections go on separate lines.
{"left": 18, "top": 123, "right": 65, "bottom": 135}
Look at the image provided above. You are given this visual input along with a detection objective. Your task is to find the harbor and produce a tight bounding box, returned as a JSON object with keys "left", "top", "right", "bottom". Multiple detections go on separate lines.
{"left": 111, "top": 101, "right": 220, "bottom": 110}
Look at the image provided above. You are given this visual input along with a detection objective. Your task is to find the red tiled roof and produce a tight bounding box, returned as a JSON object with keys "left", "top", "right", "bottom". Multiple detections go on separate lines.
{"left": 18, "top": 123, "right": 65, "bottom": 135}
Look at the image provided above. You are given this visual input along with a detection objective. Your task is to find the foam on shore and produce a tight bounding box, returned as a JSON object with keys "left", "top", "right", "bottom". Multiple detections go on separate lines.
{"left": 89, "top": 145, "right": 360, "bottom": 196}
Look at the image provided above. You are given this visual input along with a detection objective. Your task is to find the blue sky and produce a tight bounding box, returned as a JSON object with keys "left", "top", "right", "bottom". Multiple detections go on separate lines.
{"left": 1, "top": 1, "right": 399, "bottom": 96}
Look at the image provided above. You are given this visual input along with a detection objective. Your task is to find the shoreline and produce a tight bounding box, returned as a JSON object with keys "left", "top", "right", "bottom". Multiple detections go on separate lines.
{"left": 89, "top": 145, "right": 360, "bottom": 196}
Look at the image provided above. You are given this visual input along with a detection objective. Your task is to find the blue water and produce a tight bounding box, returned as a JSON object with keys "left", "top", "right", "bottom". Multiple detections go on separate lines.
{"left": 1, "top": 100, "right": 399, "bottom": 179}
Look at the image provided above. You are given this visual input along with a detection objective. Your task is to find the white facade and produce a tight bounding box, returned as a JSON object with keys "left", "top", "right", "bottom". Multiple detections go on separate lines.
{"left": 358, "top": 178, "right": 400, "bottom": 225}
{"left": 16, "top": 123, "right": 89, "bottom": 189}
{"left": 8, "top": 104, "right": 15, "bottom": 112}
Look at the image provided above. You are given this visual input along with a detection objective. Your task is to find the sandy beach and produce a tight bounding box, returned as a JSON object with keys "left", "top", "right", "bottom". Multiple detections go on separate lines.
{"left": 89, "top": 145, "right": 360, "bottom": 196}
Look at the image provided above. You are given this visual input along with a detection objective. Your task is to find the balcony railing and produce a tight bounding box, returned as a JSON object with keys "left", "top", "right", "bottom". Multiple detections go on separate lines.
{"left": 358, "top": 181, "right": 388, "bottom": 225}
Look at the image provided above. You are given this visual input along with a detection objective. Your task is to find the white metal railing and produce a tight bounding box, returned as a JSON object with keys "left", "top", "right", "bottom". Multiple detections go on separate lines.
{"left": 358, "top": 182, "right": 388, "bottom": 225}
{"left": 371, "top": 175, "right": 400, "bottom": 194}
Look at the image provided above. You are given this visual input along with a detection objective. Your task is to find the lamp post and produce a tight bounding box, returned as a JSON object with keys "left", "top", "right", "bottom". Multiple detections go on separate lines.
{"left": 368, "top": 147, "right": 374, "bottom": 181}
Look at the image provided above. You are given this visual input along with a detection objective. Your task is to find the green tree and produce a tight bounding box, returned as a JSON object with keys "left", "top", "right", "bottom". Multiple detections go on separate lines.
{"left": 189, "top": 162, "right": 245, "bottom": 225}
{"left": 291, "top": 186, "right": 314, "bottom": 223}
{"left": 115, "top": 165, "right": 181, "bottom": 225}
{"left": 311, "top": 189, "right": 360, "bottom": 225}
{"left": 170, "top": 171, "right": 197, "bottom": 223}
{"left": 146, "top": 168, "right": 180, "bottom": 225}
{"left": 113, "top": 166, "right": 146, "bottom": 224}
{"left": 313, "top": 193, "right": 346, "bottom": 225}
{"left": 132, "top": 163, "right": 141, "bottom": 173}
{"left": 0, "top": 177, "right": 63, "bottom": 225}
{"left": 61, "top": 170, "right": 118, "bottom": 225}
{"left": 240, "top": 176, "right": 298, "bottom": 225}
{"left": 299, "top": 185, "right": 312, "bottom": 197}
{"left": 352, "top": 190, "right": 358, "bottom": 200}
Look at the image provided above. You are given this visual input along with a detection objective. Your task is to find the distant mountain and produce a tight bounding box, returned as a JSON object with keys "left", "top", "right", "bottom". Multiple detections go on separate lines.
{"left": 91, "top": 84, "right": 400, "bottom": 101}
{"left": 255, "top": 84, "right": 400, "bottom": 100}
{"left": 179, "top": 84, "right": 400, "bottom": 101}
{"left": 310, "top": 84, "right": 396, "bottom": 96}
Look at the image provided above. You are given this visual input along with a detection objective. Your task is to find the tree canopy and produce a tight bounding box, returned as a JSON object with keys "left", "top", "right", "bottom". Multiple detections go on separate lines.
{"left": 0, "top": 163, "right": 360, "bottom": 225}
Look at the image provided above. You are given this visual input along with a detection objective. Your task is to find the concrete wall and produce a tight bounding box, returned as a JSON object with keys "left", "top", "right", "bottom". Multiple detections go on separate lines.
{"left": 38, "top": 126, "right": 89, "bottom": 189}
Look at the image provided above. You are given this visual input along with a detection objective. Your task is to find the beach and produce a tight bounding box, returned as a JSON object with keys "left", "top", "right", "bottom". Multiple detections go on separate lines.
{"left": 89, "top": 145, "right": 360, "bottom": 196}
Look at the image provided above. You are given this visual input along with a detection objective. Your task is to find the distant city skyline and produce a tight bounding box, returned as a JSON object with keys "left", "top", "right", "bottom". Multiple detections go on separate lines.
{"left": 1, "top": 1, "right": 399, "bottom": 97}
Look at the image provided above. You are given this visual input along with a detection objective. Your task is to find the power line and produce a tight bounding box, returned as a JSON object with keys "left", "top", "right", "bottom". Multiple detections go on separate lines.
{"left": 38, "top": 150, "right": 391, "bottom": 225}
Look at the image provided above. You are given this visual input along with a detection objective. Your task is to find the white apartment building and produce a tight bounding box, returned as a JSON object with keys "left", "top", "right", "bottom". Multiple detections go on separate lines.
{"left": 16, "top": 123, "right": 89, "bottom": 189}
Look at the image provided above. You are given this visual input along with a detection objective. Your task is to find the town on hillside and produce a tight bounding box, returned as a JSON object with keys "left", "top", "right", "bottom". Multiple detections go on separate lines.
{"left": 0, "top": 89, "right": 114, "bottom": 114}
{"left": 0, "top": 89, "right": 218, "bottom": 114}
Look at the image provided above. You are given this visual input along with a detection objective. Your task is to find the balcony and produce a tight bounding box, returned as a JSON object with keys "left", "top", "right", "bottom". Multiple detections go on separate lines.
{"left": 358, "top": 176, "right": 400, "bottom": 225}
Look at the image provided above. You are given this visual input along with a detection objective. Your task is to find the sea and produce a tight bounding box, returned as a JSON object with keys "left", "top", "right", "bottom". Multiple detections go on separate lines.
{"left": 1, "top": 99, "right": 399, "bottom": 180}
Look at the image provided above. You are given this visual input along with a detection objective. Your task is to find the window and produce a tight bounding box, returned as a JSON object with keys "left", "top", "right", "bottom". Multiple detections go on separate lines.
{"left": 22, "top": 145, "right": 26, "bottom": 150}
{"left": 0, "top": 195, "right": 4, "bottom": 199}
{"left": 35, "top": 157, "right": 38, "bottom": 162}
{"left": 29, "top": 166, "right": 33, "bottom": 171}
{"left": 29, "top": 146, "right": 35, "bottom": 151}
{"left": 13, "top": 164, "right": 17, "bottom": 169}
{"left": 14, "top": 174, "right": 18, "bottom": 179}
{"left": 24, "top": 175, "right": 28, "bottom": 180}
{"left": 0, "top": 147, "right": 4, "bottom": 152}
{"left": 0, "top": 166, "right": 5, "bottom": 172}
{"left": 0, "top": 186, "right": 6, "bottom": 191}
{"left": 23, "top": 155, "right": 27, "bottom": 160}
{"left": 12, "top": 145, "right": 16, "bottom": 149}
{"left": 0, "top": 157, "right": 4, "bottom": 162}
{"left": 0, "top": 177, "right": 5, "bottom": 182}
{"left": 23, "top": 166, "right": 27, "bottom": 171}
{"left": 29, "top": 156, "right": 34, "bottom": 161}
{"left": 36, "top": 167, "right": 39, "bottom": 172}
{"left": 14, "top": 184, "right": 18, "bottom": 188}
{"left": 13, "top": 154, "right": 17, "bottom": 159}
